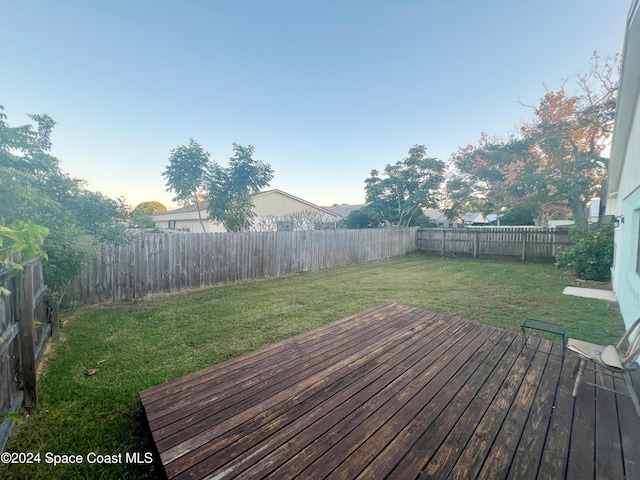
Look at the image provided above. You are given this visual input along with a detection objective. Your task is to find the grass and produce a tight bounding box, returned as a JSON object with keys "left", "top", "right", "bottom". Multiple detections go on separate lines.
{"left": 1, "top": 255, "right": 624, "bottom": 479}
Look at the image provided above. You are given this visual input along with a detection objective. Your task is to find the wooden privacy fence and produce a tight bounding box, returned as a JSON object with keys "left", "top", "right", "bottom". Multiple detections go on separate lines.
{"left": 67, "top": 228, "right": 418, "bottom": 305}
{"left": 417, "top": 227, "right": 573, "bottom": 261}
{"left": 0, "top": 257, "right": 51, "bottom": 452}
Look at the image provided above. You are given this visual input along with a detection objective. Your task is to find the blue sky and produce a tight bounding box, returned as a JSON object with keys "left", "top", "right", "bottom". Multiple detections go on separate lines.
{"left": 1, "top": 1, "right": 631, "bottom": 210}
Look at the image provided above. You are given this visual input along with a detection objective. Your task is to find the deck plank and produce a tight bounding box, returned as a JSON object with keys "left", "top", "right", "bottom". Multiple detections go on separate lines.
{"left": 443, "top": 337, "right": 541, "bottom": 480}
{"left": 243, "top": 321, "right": 482, "bottom": 479}
{"left": 171, "top": 310, "right": 458, "bottom": 478}
{"left": 506, "top": 341, "right": 563, "bottom": 479}
{"left": 162, "top": 310, "right": 451, "bottom": 476}
{"left": 615, "top": 373, "right": 640, "bottom": 479}
{"left": 302, "top": 324, "right": 495, "bottom": 480}
{"left": 536, "top": 346, "right": 575, "bottom": 479}
{"left": 177, "top": 311, "right": 450, "bottom": 477}
{"left": 566, "top": 362, "right": 596, "bottom": 479}
{"left": 139, "top": 302, "right": 640, "bottom": 480}
{"left": 475, "top": 340, "right": 553, "bottom": 480}
{"left": 386, "top": 330, "right": 520, "bottom": 480}
{"left": 153, "top": 306, "right": 429, "bottom": 448}
{"left": 595, "top": 369, "right": 625, "bottom": 479}
{"left": 333, "top": 328, "right": 512, "bottom": 480}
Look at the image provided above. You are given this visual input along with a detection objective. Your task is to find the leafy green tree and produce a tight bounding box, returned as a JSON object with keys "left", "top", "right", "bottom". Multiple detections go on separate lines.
{"left": 498, "top": 203, "right": 537, "bottom": 226}
{"left": 163, "top": 139, "right": 211, "bottom": 232}
{"left": 0, "top": 221, "right": 49, "bottom": 297}
{"left": 343, "top": 205, "right": 382, "bottom": 228}
{"left": 206, "top": 143, "right": 274, "bottom": 231}
{"left": 130, "top": 201, "right": 166, "bottom": 229}
{"left": 0, "top": 107, "right": 58, "bottom": 219}
{"left": 129, "top": 211, "right": 156, "bottom": 229}
{"left": 132, "top": 201, "right": 167, "bottom": 216}
{"left": 363, "top": 145, "right": 445, "bottom": 227}
{"left": 0, "top": 105, "right": 130, "bottom": 310}
{"left": 445, "top": 53, "right": 618, "bottom": 227}
{"left": 556, "top": 224, "right": 614, "bottom": 281}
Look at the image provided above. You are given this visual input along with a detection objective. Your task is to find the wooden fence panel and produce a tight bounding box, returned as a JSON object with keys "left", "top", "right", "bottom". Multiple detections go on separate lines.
{"left": 66, "top": 228, "right": 419, "bottom": 306}
{"left": 417, "top": 227, "right": 572, "bottom": 261}
{"left": 0, "top": 257, "right": 50, "bottom": 453}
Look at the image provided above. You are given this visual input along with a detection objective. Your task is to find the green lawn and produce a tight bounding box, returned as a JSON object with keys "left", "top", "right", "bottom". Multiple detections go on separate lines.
{"left": 1, "top": 255, "right": 624, "bottom": 479}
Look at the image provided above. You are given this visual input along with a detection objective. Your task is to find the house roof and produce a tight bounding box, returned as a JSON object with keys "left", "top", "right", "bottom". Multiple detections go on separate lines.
{"left": 459, "top": 212, "right": 490, "bottom": 224}
{"left": 153, "top": 202, "right": 208, "bottom": 216}
{"left": 424, "top": 209, "right": 449, "bottom": 222}
{"left": 325, "top": 205, "right": 364, "bottom": 219}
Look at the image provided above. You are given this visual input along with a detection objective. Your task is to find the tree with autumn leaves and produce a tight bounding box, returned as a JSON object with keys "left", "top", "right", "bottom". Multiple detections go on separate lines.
{"left": 444, "top": 53, "right": 619, "bottom": 227}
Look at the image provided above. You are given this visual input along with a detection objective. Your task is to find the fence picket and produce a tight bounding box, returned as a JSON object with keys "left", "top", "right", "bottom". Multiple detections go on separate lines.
{"left": 67, "top": 228, "right": 419, "bottom": 305}
{"left": 417, "top": 227, "right": 571, "bottom": 261}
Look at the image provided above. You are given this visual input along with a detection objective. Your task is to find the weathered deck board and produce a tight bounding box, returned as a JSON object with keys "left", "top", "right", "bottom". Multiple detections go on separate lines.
{"left": 140, "top": 303, "right": 640, "bottom": 479}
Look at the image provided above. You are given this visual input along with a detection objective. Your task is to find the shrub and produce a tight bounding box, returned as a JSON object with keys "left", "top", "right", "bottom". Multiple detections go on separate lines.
{"left": 556, "top": 224, "right": 614, "bottom": 281}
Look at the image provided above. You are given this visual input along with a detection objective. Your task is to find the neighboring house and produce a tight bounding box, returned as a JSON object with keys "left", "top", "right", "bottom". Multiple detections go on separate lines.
{"left": 547, "top": 220, "right": 575, "bottom": 228}
{"left": 424, "top": 209, "right": 491, "bottom": 228}
{"left": 457, "top": 212, "right": 490, "bottom": 226}
{"left": 152, "top": 202, "right": 222, "bottom": 233}
{"left": 606, "top": 0, "right": 640, "bottom": 330}
{"left": 152, "top": 189, "right": 341, "bottom": 233}
{"left": 588, "top": 198, "right": 602, "bottom": 224}
{"left": 424, "top": 209, "right": 457, "bottom": 228}
{"left": 325, "top": 204, "right": 364, "bottom": 219}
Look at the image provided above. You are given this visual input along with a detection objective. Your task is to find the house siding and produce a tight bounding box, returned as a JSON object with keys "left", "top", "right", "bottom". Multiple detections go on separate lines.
{"left": 608, "top": 0, "right": 640, "bottom": 330}
{"left": 253, "top": 191, "right": 338, "bottom": 220}
{"left": 610, "top": 91, "right": 640, "bottom": 327}
{"left": 152, "top": 190, "right": 339, "bottom": 233}
{"left": 614, "top": 186, "right": 640, "bottom": 327}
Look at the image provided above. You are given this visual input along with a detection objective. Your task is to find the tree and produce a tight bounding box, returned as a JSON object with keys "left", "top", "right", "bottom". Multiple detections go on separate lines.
{"left": 556, "top": 224, "right": 614, "bottom": 281}
{"left": 0, "top": 106, "right": 58, "bottom": 219}
{"left": 130, "top": 201, "right": 166, "bottom": 229}
{"left": 363, "top": 145, "right": 445, "bottom": 227}
{"left": 0, "top": 220, "right": 49, "bottom": 297}
{"left": 163, "top": 139, "right": 211, "bottom": 232}
{"left": 0, "top": 105, "right": 130, "bottom": 311}
{"left": 343, "top": 205, "right": 382, "bottom": 229}
{"left": 206, "top": 143, "right": 274, "bottom": 231}
{"left": 445, "top": 53, "right": 619, "bottom": 227}
{"left": 132, "top": 201, "right": 167, "bottom": 216}
{"left": 444, "top": 132, "right": 540, "bottom": 221}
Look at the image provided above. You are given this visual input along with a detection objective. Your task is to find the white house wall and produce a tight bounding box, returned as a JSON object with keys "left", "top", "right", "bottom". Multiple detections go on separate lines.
{"left": 253, "top": 192, "right": 338, "bottom": 221}
{"left": 152, "top": 190, "right": 339, "bottom": 233}
{"left": 611, "top": 94, "right": 640, "bottom": 329}
{"left": 607, "top": 0, "right": 640, "bottom": 330}
{"left": 615, "top": 187, "right": 640, "bottom": 328}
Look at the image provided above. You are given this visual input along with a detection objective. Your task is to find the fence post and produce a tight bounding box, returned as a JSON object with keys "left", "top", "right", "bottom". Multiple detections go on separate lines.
{"left": 50, "top": 307, "right": 60, "bottom": 336}
{"left": 521, "top": 231, "right": 527, "bottom": 262}
{"left": 18, "top": 263, "right": 37, "bottom": 407}
{"left": 473, "top": 231, "right": 479, "bottom": 258}
{"left": 441, "top": 230, "right": 445, "bottom": 256}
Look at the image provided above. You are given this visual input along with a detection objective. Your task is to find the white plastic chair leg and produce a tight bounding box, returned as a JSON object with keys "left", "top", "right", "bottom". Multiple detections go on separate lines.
{"left": 573, "top": 358, "right": 586, "bottom": 397}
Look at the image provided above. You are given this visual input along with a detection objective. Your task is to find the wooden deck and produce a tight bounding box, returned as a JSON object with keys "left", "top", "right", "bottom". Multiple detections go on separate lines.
{"left": 139, "top": 302, "right": 640, "bottom": 479}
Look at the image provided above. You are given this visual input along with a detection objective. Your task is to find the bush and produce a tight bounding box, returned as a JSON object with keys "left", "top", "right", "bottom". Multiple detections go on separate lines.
{"left": 556, "top": 224, "right": 614, "bottom": 281}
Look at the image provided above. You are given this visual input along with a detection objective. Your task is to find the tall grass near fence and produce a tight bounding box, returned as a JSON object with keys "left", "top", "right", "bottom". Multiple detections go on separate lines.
{"left": 67, "top": 228, "right": 418, "bottom": 305}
